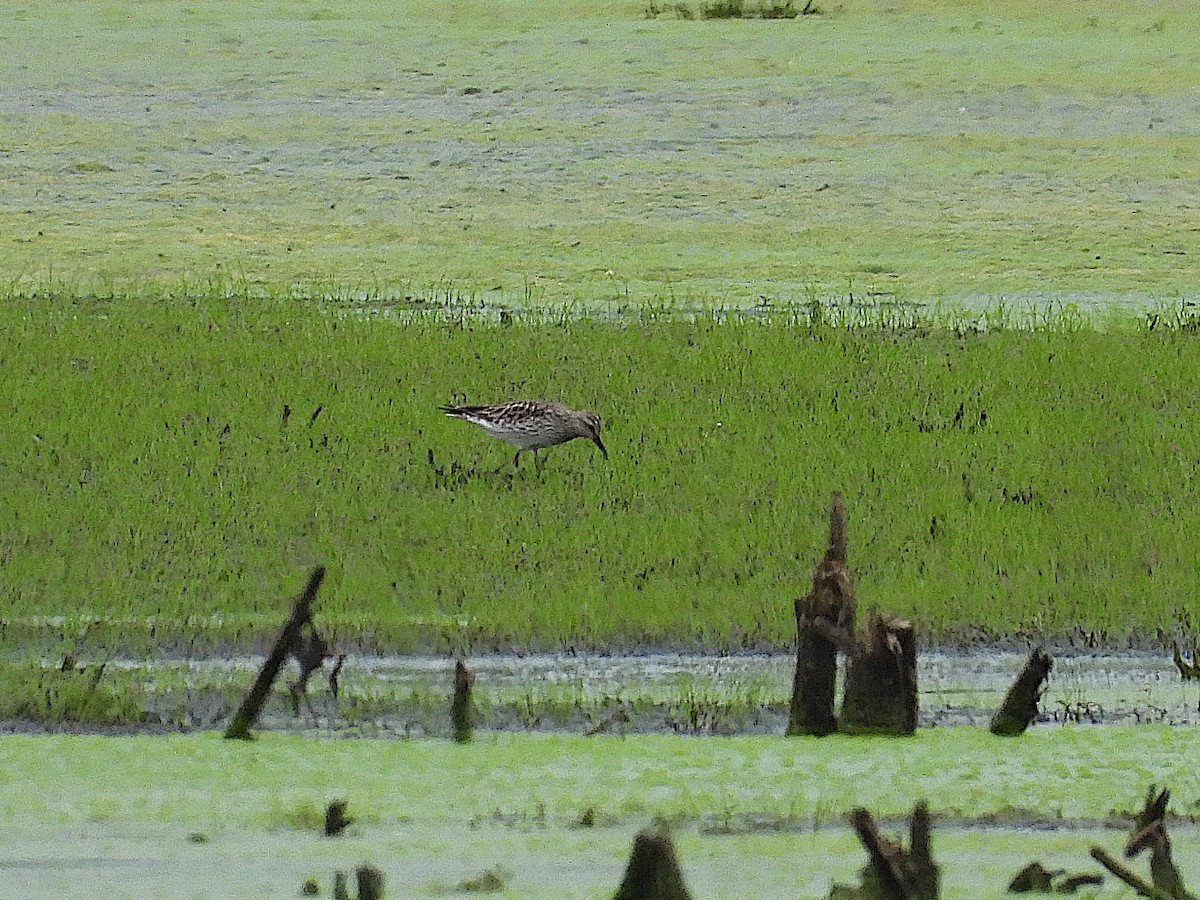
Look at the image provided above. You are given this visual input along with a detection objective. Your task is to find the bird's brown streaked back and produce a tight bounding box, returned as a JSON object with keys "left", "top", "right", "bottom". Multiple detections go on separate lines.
{"left": 440, "top": 400, "right": 607, "bottom": 466}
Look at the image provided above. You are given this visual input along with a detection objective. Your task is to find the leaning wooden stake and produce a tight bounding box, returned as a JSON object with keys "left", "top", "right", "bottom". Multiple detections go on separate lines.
{"left": 452, "top": 659, "right": 475, "bottom": 743}
{"left": 990, "top": 648, "right": 1052, "bottom": 736}
{"left": 224, "top": 566, "right": 326, "bottom": 741}
{"left": 840, "top": 612, "right": 918, "bottom": 735}
{"left": 788, "top": 493, "right": 856, "bottom": 736}
{"left": 845, "top": 802, "right": 939, "bottom": 899}
{"left": 612, "top": 823, "right": 694, "bottom": 900}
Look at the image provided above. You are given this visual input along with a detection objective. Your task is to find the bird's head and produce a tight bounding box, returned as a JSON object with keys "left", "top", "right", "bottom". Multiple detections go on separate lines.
{"left": 580, "top": 410, "right": 607, "bottom": 459}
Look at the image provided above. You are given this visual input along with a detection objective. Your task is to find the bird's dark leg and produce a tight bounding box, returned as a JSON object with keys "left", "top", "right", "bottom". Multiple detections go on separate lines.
{"left": 513, "top": 450, "right": 522, "bottom": 468}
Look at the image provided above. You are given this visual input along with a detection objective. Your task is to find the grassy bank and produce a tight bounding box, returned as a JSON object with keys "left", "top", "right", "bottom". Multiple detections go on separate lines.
{"left": 2, "top": 0, "right": 1199, "bottom": 303}
{"left": 3, "top": 294, "right": 1200, "bottom": 650}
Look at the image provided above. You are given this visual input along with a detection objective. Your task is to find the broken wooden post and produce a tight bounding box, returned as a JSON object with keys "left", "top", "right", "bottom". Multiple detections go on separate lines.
{"left": 840, "top": 612, "right": 918, "bottom": 736}
{"left": 324, "top": 800, "right": 352, "bottom": 837}
{"left": 613, "top": 823, "right": 694, "bottom": 900}
{"left": 788, "top": 493, "right": 856, "bottom": 736}
{"left": 990, "top": 648, "right": 1052, "bottom": 736}
{"left": 842, "top": 802, "right": 939, "bottom": 899}
{"left": 1124, "top": 787, "right": 1193, "bottom": 900}
{"left": 452, "top": 659, "right": 475, "bottom": 743}
{"left": 225, "top": 566, "right": 326, "bottom": 740}
{"left": 356, "top": 865, "right": 385, "bottom": 900}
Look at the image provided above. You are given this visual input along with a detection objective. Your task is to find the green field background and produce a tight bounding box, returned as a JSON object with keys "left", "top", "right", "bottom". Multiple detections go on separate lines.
{"left": 2, "top": 0, "right": 1199, "bottom": 303}
{"left": 4, "top": 0, "right": 1200, "bottom": 650}
{"left": 4, "top": 296, "right": 1200, "bottom": 650}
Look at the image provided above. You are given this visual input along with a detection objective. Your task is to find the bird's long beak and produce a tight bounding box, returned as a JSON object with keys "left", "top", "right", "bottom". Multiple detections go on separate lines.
{"left": 593, "top": 436, "right": 608, "bottom": 459}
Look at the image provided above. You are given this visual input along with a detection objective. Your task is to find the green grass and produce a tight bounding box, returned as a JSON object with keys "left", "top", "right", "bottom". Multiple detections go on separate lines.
{"left": 2, "top": 0, "right": 1199, "bottom": 303}
{"left": 4, "top": 293, "right": 1200, "bottom": 650}
{"left": 0, "top": 661, "right": 146, "bottom": 725}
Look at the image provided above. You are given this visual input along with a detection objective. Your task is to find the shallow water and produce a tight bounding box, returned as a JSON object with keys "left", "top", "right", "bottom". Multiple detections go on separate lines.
{"left": 91, "top": 648, "right": 1200, "bottom": 736}
{"left": 0, "top": 820, "right": 1189, "bottom": 899}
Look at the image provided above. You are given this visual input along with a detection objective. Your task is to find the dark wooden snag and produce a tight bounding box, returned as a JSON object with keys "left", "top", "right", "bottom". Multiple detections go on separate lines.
{"left": 452, "top": 659, "right": 475, "bottom": 743}
{"left": 990, "top": 648, "right": 1052, "bottom": 736}
{"left": 841, "top": 802, "right": 939, "bottom": 899}
{"left": 224, "top": 566, "right": 326, "bottom": 740}
{"left": 788, "top": 493, "right": 856, "bottom": 736}
{"left": 1123, "top": 787, "right": 1194, "bottom": 900}
{"left": 840, "top": 612, "right": 918, "bottom": 736}
{"left": 1007, "top": 861, "right": 1061, "bottom": 892}
{"left": 356, "top": 865, "right": 386, "bottom": 900}
{"left": 612, "top": 824, "right": 694, "bottom": 900}
{"left": 324, "top": 799, "right": 352, "bottom": 837}
{"left": 1007, "top": 863, "right": 1102, "bottom": 894}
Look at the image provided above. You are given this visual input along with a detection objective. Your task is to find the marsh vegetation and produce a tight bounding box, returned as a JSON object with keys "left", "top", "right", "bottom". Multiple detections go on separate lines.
{"left": 4, "top": 0, "right": 1200, "bottom": 895}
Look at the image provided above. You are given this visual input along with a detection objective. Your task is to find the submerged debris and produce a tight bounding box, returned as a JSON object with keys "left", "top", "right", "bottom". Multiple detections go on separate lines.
{"left": 456, "top": 865, "right": 508, "bottom": 892}
{"left": 1007, "top": 862, "right": 1101, "bottom": 894}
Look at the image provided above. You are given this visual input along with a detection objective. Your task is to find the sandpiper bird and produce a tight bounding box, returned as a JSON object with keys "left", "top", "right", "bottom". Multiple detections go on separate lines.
{"left": 439, "top": 399, "right": 607, "bottom": 467}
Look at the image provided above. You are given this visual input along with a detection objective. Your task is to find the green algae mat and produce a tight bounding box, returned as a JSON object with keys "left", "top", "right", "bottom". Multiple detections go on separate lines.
{"left": 1, "top": 728, "right": 1197, "bottom": 896}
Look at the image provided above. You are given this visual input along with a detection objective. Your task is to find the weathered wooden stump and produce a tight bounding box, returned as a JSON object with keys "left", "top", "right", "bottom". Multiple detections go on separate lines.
{"left": 990, "top": 648, "right": 1052, "bottom": 736}
{"left": 356, "top": 865, "right": 385, "bottom": 900}
{"left": 835, "top": 802, "right": 939, "bottom": 899}
{"left": 613, "top": 823, "right": 694, "bottom": 900}
{"left": 452, "top": 659, "right": 475, "bottom": 743}
{"left": 225, "top": 566, "right": 326, "bottom": 740}
{"left": 840, "top": 612, "right": 918, "bottom": 736}
{"left": 324, "top": 799, "right": 352, "bottom": 837}
{"left": 788, "top": 493, "right": 856, "bottom": 737}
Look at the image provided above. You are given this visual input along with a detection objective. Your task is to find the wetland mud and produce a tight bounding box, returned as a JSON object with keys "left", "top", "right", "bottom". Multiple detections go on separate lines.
{"left": 9, "top": 648, "right": 1193, "bottom": 737}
